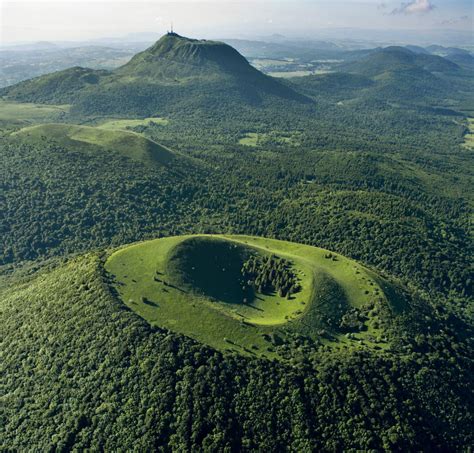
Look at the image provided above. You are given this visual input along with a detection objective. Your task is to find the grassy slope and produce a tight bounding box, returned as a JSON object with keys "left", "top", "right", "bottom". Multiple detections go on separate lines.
{"left": 105, "top": 235, "right": 399, "bottom": 358}
{"left": 12, "top": 123, "right": 174, "bottom": 167}
{"left": 0, "top": 100, "right": 70, "bottom": 120}
{"left": 0, "top": 100, "right": 70, "bottom": 134}
{"left": 2, "top": 252, "right": 471, "bottom": 451}
{"left": 97, "top": 117, "right": 169, "bottom": 131}
{"left": 164, "top": 236, "right": 313, "bottom": 325}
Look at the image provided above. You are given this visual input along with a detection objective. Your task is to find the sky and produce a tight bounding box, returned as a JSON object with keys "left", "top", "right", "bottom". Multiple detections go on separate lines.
{"left": 1, "top": 0, "right": 473, "bottom": 44}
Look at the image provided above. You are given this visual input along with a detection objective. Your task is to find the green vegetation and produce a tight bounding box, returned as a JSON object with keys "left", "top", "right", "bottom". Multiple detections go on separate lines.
{"left": 239, "top": 131, "right": 301, "bottom": 147}
{"left": 462, "top": 117, "right": 474, "bottom": 149}
{"left": 105, "top": 235, "right": 402, "bottom": 356}
{"left": 0, "top": 99, "right": 69, "bottom": 121}
{"left": 238, "top": 132, "right": 260, "bottom": 146}
{"left": 98, "top": 116, "right": 169, "bottom": 131}
{"left": 1, "top": 249, "right": 472, "bottom": 450}
{"left": 0, "top": 66, "right": 110, "bottom": 104}
{"left": 1, "top": 33, "right": 307, "bottom": 118}
{"left": 241, "top": 253, "right": 301, "bottom": 298}
{"left": 1, "top": 34, "right": 473, "bottom": 451}
{"left": 12, "top": 123, "right": 174, "bottom": 166}
{"left": 0, "top": 45, "right": 134, "bottom": 88}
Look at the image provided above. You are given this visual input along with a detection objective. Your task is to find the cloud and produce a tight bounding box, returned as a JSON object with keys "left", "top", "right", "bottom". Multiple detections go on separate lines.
{"left": 390, "top": 0, "right": 435, "bottom": 15}
{"left": 438, "top": 15, "right": 470, "bottom": 26}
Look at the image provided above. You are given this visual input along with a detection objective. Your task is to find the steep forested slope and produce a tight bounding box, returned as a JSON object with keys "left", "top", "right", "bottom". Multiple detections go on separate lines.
{"left": 1, "top": 254, "right": 472, "bottom": 451}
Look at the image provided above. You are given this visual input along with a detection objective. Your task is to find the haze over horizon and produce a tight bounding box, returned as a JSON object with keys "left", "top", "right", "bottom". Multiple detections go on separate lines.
{"left": 1, "top": 0, "right": 473, "bottom": 46}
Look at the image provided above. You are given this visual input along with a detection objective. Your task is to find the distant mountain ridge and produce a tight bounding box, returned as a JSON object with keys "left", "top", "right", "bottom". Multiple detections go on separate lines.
{"left": 293, "top": 45, "right": 469, "bottom": 105}
{"left": 341, "top": 46, "right": 460, "bottom": 77}
{"left": 1, "top": 36, "right": 468, "bottom": 117}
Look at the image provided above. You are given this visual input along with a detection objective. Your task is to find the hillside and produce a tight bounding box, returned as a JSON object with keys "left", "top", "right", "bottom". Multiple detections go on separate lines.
{"left": 0, "top": 33, "right": 308, "bottom": 117}
{"left": 1, "top": 30, "right": 473, "bottom": 452}
{"left": 118, "top": 33, "right": 262, "bottom": 78}
{"left": 12, "top": 123, "right": 174, "bottom": 167}
{"left": 1, "top": 239, "right": 472, "bottom": 450}
{"left": 292, "top": 46, "right": 470, "bottom": 104}
{"left": 0, "top": 66, "right": 110, "bottom": 104}
{"left": 341, "top": 46, "right": 460, "bottom": 77}
{"left": 0, "top": 45, "right": 133, "bottom": 88}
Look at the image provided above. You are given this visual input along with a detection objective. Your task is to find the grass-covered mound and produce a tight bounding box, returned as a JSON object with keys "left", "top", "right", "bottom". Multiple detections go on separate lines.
{"left": 164, "top": 236, "right": 309, "bottom": 324}
{"left": 12, "top": 123, "right": 174, "bottom": 167}
{"left": 105, "top": 235, "right": 406, "bottom": 357}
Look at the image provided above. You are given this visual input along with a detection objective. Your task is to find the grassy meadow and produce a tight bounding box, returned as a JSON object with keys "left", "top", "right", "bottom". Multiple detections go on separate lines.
{"left": 105, "top": 235, "right": 398, "bottom": 358}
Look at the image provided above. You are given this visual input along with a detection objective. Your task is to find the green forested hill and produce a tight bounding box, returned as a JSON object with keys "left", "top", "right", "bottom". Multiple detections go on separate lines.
{"left": 1, "top": 253, "right": 472, "bottom": 450}
{"left": 0, "top": 33, "right": 307, "bottom": 118}
{"left": 117, "top": 33, "right": 265, "bottom": 78}
{"left": 0, "top": 66, "right": 110, "bottom": 104}
{"left": 1, "top": 34, "right": 473, "bottom": 451}
{"left": 340, "top": 46, "right": 461, "bottom": 76}
{"left": 2, "top": 129, "right": 472, "bottom": 300}
{"left": 12, "top": 123, "right": 175, "bottom": 166}
{"left": 294, "top": 46, "right": 473, "bottom": 105}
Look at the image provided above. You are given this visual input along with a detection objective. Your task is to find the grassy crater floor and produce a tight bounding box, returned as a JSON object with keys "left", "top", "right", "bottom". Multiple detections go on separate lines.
{"left": 105, "top": 235, "right": 405, "bottom": 358}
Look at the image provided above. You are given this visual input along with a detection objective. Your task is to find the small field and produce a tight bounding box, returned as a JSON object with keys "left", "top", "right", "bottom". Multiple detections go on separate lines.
{"left": 463, "top": 117, "right": 474, "bottom": 149}
{"left": 98, "top": 117, "right": 169, "bottom": 131}
{"left": 269, "top": 70, "right": 317, "bottom": 78}
{"left": 105, "top": 235, "right": 402, "bottom": 358}
{"left": 239, "top": 131, "right": 301, "bottom": 147}
{"left": 0, "top": 100, "right": 70, "bottom": 121}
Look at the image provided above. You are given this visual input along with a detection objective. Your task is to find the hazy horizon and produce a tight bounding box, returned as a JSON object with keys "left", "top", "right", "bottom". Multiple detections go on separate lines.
{"left": 1, "top": 0, "right": 473, "bottom": 47}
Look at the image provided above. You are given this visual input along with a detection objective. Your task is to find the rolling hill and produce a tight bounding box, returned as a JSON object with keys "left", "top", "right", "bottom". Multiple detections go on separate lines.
{"left": 0, "top": 66, "right": 110, "bottom": 104}
{"left": 340, "top": 46, "right": 460, "bottom": 77}
{"left": 11, "top": 123, "right": 174, "bottom": 167}
{"left": 0, "top": 31, "right": 473, "bottom": 452}
{"left": 0, "top": 33, "right": 308, "bottom": 117}
{"left": 2, "top": 233, "right": 472, "bottom": 450}
{"left": 293, "top": 46, "right": 469, "bottom": 104}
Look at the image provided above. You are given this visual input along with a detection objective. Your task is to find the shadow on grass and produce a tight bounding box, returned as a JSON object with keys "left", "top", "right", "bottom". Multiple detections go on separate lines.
{"left": 143, "top": 298, "right": 159, "bottom": 307}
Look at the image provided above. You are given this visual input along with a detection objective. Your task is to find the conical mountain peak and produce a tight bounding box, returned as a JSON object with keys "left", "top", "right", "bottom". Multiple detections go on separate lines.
{"left": 118, "top": 33, "right": 257, "bottom": 78}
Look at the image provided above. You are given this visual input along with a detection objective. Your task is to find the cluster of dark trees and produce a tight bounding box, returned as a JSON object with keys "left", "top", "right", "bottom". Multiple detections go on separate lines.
{"left": 339, "top": 306, "right": 370, "bottom": 332}
{"left": 241, "top": 254, "right": 301, "bottom": 298}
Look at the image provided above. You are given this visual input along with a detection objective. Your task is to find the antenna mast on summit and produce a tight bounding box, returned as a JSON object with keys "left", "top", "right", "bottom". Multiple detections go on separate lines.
{"left": 170, "top": 22, "right": 174, "bottom": 33}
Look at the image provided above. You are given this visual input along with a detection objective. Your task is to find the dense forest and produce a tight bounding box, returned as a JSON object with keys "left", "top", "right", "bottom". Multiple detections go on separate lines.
{"left": 1, "top": 253, "right": 473, "bottom": 450}
{"left": 1, "top": 34, "right": 473, "bottom": 450}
